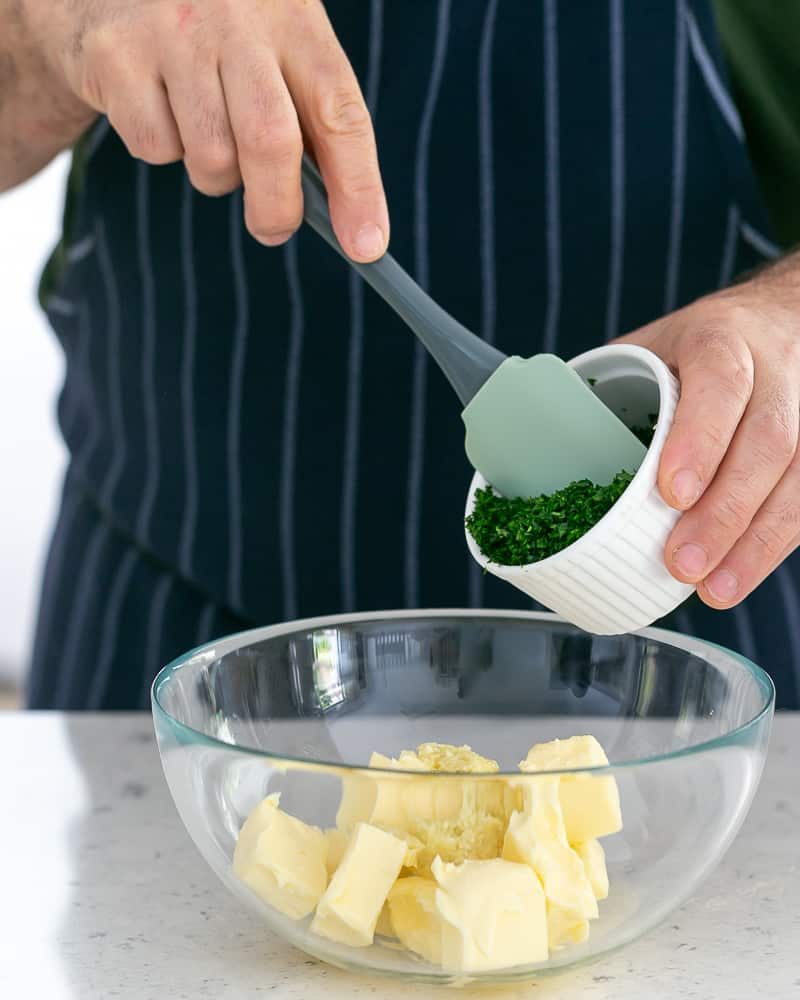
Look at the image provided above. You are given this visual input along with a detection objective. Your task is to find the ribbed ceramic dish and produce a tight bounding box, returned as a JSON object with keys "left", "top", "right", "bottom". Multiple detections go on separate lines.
{"left": 465, "top": 345, "right": 694, "bottom": 634}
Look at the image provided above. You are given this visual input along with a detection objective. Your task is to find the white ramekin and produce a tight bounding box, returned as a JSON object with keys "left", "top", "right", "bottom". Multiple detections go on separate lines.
{"left": 464, "top": 344, "right": 695, "bottom": 635}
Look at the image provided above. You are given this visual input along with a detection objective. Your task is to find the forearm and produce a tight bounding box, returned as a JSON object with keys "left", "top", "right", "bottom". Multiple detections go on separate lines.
{"left": 0, "top": 1, "right": 94, "bottom": 191}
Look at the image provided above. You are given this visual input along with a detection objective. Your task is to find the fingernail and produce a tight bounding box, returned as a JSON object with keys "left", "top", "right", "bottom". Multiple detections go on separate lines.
{"left": 671, "top": 469, "right": 702, "bottom": 508}
{"left": 353, "top": 223, "right": 386, "bottom": 260}
{"left": 705, "top": 568, "right": 739, "bottom": 603}
{"left": 674, "top": 543, "right": 708, "bottom": 579}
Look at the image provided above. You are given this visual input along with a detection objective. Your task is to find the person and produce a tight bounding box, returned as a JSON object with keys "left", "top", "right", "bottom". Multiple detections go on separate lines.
{"left": 3, "top": 1, "right": 800, "bottom": 710}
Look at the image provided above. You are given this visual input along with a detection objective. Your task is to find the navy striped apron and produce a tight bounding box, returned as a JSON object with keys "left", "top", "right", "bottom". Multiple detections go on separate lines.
{"left": 27, "top": 0, "right": 798, "bottom": 710}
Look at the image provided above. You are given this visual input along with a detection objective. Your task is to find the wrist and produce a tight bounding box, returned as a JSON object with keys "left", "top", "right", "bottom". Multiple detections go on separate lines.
{"left": 0, "top": 1, "right": 95, "bottom": 189}
{"left": 17, "top": 2, "right": 95, "bottom": 131}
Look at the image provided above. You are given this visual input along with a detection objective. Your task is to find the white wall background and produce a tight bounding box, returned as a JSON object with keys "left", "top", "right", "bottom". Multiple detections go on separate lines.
{"left": 0, "top": 156, "right": 70, "bottom": 684}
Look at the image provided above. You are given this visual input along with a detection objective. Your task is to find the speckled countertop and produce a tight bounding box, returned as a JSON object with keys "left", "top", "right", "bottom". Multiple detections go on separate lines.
{"left": 2, "top": 713, "right": 798, "bottom": 1000}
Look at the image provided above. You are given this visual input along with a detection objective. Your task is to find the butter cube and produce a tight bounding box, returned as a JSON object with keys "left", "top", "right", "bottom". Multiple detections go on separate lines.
{"left": 409, "top": 798, "right": 506, "bottom": 875}
{"left": 502, "top": 777, "right": 597, "bottom": 950}
{"left": 337, "top": 745, "right": 510, "bottom": 876}
{"left": 520, "top": 735, "right": 609, "bottom": 772}
{"left": 311, "top": 823, "right": 407, "bottom": 947}
{"left": 324, "top": 828, "right": 349, "bottom": 877}
{"left": 559, "top": 775, "right": 622, "bottom": 843}
{"left": 546, "top": 907, "right": 590, "bottom": 948}
{"left": 520, "top": 735, "right": 622, "bottom": 844}
{"left": 375, "top": 902, "right": 395, "bottom": 938}
{"left": 413, "top": 743, "right": 499, "bottom": 773}
{"left": 335, "top": 758, "right": 410, "bottom": 832}
{"left": 389, "top": 859, "right": 549, "bottom": 973}
{"left": 432, "top": 857, "right": 548, "bottom": 972}
{"left": 233, "top": 795, "right": 328, "bottom": 920}
{"left": 574, "top": 839, "right": 609, "bottom": 900}
{"left": 377, "top": 745, "right": 502, "bottom": 825}
{"left": 387, "top": 877, "right": 444, "bottom": 966}
{"left": 503, "top": 810, "right": 597, "bottom": 919}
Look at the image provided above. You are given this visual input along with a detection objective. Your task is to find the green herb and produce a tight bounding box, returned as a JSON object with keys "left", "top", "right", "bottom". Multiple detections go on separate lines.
{"left": 586, "top": 377, "right": 597, "bottom": 386}
{"left": 466, "top": 471, "right": 635, "bottom": 566}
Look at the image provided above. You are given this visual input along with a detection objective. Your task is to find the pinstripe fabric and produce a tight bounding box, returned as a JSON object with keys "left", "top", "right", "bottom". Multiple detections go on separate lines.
{"left": 53, "top": 300, "right": 82, "bottom": 437}
{"left": 46, "top": 296, "right": 76, "bottom": 317}
{"left": 775, "top": 567, "right": 800, "bottom": 707}
{"left": 30, "top": 0, "right": 800, "bottom": 710}
{"left": 477, "top": 0, "right": 498, "bottom": 355}
{"left": 542, "top": 0, "right": 562, "bottom": 355}
{"left": 26, "top": 482, "right": 82, "bottom": 707}
{"left": 88, "top": 547, "right": 139, "bottom": 708}
{"left": 71, "top": 300, "right": 100, "bottom": 477}
{"left": 341, "top": 0, "right": 383, "bottom": 614}
{"left": 740, "top": 221, "right": 780, "bottom": 260}
{"left": 140, "top": 574, "right": 173, "bottom": 708}
{"left": 135, "top": 162, "right": 160, "bottom": 545}
{"left": 227, "top": 191, "right": 248, "bottom": 611}
{"left": 65, "top": 235, "right": 95, "bottom": 264}
{"left": 96, "top": 219, "right": 126, "bottom": 510}
{"left": 732, "top": 603, "right": 757, "bottom": 665}
{"left": 605, "top": 0, "right": 625, "bottom": 343}
{"left": 280, "top": 238, "right": 304, "bottom": 621}
{"left": 686, "top": 6, "right": 744, "bottom": 142}
{"left": 718, "top": 205, "right": 740, "bottom": 288}
{"left": 469, "top": 0, "right": 499, "bottom": 609}
{"left": 675, "top": 607, "right": 694, "bottom": 636}
{"left": 195, "top": 600, "right": 218, "bottom": 647}
{"left": 664, "top": 1, "right": 689, "bottom": 315}
{"left": 53, "top": 521, "right": 111, "bottom": 707}
{"left": 406, "top": 0, "right": 451, "bottom": 607}
{"left": 178, "top": 175, "right": 199, "bottom": 579}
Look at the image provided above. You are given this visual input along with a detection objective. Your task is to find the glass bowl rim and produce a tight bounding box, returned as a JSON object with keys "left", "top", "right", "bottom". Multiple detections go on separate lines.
{"left": 151, "top": 608, "right": 775, "bottom": 776}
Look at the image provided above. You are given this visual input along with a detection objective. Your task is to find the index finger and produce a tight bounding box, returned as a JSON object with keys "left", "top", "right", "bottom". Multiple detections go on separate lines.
{"left": 659, "top": 325, "right": 754, "bottom": 509}
{"left": 281, "top": 9, "right": 388, "bottom": 262}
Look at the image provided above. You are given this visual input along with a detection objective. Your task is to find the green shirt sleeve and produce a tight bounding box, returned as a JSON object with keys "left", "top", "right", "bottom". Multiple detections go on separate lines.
{"left": 714, "top": 0, "right": 800, "bottom": 249}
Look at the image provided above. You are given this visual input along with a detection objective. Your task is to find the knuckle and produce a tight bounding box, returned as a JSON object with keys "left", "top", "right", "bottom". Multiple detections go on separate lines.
{"left": 760, "top": 385, "right": 798, "bottom": 454}
{"left": 79, "top": 26, "right": 128, "bottom": 87}
{"left": 338, "top": 174, "right": 383, "bottom": 202}
{"left": 761, "top": 496, "right": 800, "bottom": 533}
{"left": 119, "top": 113, "right": 176, "bottom": 163}
{"left": 192, "top": 100, "right": 234, "bottom": 147}
{"left": 239, "top": 115, "right": 300, "bottom": 162}
{"left": 688, "top": 421, "right": 729, "bottom": 464}
{"left": 750, "top": 520, "right": 789, "bottom": 560}
{"left": 752, "top": 413, "right": 797, "bottom": 467}
{"left": 708, "top": 490, "right": 752, "bottom": 536}
{"left": 685, "top": 322, "right": 754, "bottom": 400}
{"left": 315, "top": 83, "right": 372, "bottom": 139}
{"left": 79, "top": 71, "right": 106, "bottom": 110}
{"left": 78, "top": 37, "right": 117, "bottom": 107}
{"left": 82, "top": 25, "right": 117, "bottom": 66}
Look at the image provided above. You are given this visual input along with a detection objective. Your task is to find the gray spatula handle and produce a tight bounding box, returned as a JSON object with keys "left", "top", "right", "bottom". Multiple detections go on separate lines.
{"left": 300, "top": 155, "right": 505, "bottom": 407}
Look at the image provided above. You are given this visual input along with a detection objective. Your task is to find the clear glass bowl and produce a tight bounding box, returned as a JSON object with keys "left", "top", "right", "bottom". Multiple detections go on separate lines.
{"left": 151, "top": 610, "right": 773, "bottom": 986}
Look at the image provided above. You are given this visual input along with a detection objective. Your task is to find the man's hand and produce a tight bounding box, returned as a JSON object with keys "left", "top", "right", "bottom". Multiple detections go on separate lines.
{"left": 19, "top": 0, "right": 388, "bottom": 261}
{"left": 616, "top": 254, "right": 800, "bottom": 609}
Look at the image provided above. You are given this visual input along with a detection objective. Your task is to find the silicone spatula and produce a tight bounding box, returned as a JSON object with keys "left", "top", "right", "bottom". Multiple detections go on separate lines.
{"left": 300, "top": 156, "right": 646, "bottom": 497}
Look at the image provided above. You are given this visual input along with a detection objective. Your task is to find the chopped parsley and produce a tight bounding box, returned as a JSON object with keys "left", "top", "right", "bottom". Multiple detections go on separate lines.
{"left": 466, "top": 417, "right": 657, "bottom": 566}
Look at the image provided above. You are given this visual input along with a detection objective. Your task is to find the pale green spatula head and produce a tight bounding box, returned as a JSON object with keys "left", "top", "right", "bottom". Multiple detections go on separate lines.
{"left": 462, "top": 355, "right": 647, "bottom": 498}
